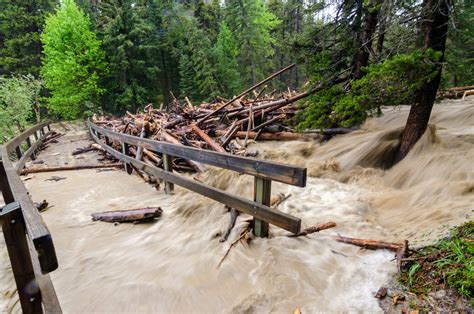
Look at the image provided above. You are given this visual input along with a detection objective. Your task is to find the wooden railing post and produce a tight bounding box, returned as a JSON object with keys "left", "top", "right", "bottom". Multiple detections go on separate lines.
{"left": 122, "top": 142, "right": 132, "bottom": 174}
{"left": 15, "top": 146, "right": 22, "bottom": 160}
{"left": 26, "top": 136, "right": 32, "bottom": 148}
{"left": 162, "top": 154, "right": 174, "bottom": 194}
{"left": 0, "top": 202, "right": 43, "bottom": 313}
{"left": 47, "top": 124, "right": 51, "bottom": 132}
{"left": 33, "top": 131, "right": 39, "bottom": 141}
{"left": 253, "top": 177, "right": 271, "bottom": 237}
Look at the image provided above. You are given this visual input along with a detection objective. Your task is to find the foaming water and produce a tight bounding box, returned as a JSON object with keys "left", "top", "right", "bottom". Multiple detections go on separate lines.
{"left": 0, "top": 98, "right": 472, "bottom": 312}
{"left": 255, "top": 99, "right": 474, "bottom": 245}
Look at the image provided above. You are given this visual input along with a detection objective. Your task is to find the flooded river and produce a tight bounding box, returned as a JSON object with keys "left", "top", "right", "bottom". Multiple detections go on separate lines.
{"left": 1, "top": 99, "right": 472, "bottom": 312}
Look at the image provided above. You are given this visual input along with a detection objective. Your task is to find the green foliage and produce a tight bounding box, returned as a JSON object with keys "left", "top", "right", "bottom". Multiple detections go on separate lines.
{"left": 96, "top": 0, "right": 162, "bottom": 113}
{"left": 297, "top": 50, "right": 440, "bottom": 130}
{"left": 400, "top": 222, "right": 474, "bottom": 299}
{"left": 225, "top": 0, "right": 280, "bottom": 85}
{"left": 41, "top": 0, "right": 107, "bottom": 120}
{"left": 0, "top": 0, "right": 56, "bottom": 76}
{"left": 163, "top": 5, "right": 221, "bottom": 103}
{"left": 213, "top": 22, "right": 244, "bottom": 97}
{"left": 442, "top": 0, "right": 474, "bottom": 87}
{"left": 0, "top": 75, "right": 43, "bottom": 142}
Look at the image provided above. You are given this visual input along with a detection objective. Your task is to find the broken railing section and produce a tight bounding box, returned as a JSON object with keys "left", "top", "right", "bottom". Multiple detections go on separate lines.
{"left": 0, "top": 122, "right": 61, "bottom": 313}
{"left": 88, "top": 121, "right": 306, "bottom": 237}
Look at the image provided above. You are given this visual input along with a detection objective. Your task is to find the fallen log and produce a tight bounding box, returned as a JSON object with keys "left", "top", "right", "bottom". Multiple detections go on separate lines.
{"left": 216, "top": 130, "right": 308, "bottom": 141}
{"left": 161, "top": 130, "right": 202, "bottom": 171}
{"left": 190, "top": 124, "right": 226, "bottom": 153}
{"left": 21, "top": 163, "right": 123, "bottom": 174}
{"left": 91, "top": 207, "right": 163, "bottom": 223}
{"left": 288, "top": 222, "right": 336, "bottom": 237}
{"left": 333, "top": 235, "right": 406, "bottom": 252}
{"left": 198, "top": 63, "right": 295, "bottom": 125}
{"left": 303, "top": 128, "right": 356, "bottom": 135}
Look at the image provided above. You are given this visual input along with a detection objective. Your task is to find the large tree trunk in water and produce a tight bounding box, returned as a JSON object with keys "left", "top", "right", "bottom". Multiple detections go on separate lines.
{"left": 394, "top": 0, "right": 451, "bottom": 163}
{"left": 353, "top": 0, "right": 383, "bottom": 79}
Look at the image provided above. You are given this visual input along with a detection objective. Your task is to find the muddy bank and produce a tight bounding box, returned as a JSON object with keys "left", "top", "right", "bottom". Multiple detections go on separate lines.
{"left": 0, "top": 98, "right": 472, "bottom": 312}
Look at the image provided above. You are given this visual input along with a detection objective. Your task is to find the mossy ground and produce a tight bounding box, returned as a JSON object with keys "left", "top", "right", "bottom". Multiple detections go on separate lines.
{"left": 398, "top": 222, "right": 473, "bottom": 310}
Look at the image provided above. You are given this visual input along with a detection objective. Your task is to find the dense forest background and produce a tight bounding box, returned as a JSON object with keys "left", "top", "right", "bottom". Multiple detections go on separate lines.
{"left": 0, "top": 0, "right": 472, "bottom": 145}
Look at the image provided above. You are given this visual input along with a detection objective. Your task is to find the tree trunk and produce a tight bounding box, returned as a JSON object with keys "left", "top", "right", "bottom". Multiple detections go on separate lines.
{"left": 394, "top": 0, "right": 451, "bottom": 163}
{"left": 353, "top": 0, "right": 383, "bottom": 79}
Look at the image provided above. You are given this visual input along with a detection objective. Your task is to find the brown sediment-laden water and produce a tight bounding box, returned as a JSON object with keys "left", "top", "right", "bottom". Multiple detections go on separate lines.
{"left": 1, "top": 98, "right": 472, "bottom": 312}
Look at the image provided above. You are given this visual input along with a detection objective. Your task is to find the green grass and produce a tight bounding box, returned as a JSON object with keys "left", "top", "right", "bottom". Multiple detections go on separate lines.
{"left": 399, "top": 222, "right": 473, "bottom": 299}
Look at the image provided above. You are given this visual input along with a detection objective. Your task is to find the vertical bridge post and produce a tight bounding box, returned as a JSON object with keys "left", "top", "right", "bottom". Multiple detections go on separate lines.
{"left": 122, "top": 142, "right": 132, "bottom": 174}
{"left": 253, "top": 177, "right": 271, "bottom": 237}
{"left": 162, "top": 154, "right": 174, "bottom": 194}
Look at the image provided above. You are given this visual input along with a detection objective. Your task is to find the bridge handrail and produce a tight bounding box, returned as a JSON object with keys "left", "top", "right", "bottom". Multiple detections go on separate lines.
{"left": 0, "top": 122, "right": 61, "bottom": 313}
{"left": 88, "top": 121, "right": 305, "bottom": 235}
{"left": 87, "top": 121, "right": 307, "bottom": 187}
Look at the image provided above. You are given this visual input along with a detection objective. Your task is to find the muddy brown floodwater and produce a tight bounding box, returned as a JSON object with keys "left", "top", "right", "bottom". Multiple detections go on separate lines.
{"left": 1, "top": 98, "right": 472, "bottom": 312}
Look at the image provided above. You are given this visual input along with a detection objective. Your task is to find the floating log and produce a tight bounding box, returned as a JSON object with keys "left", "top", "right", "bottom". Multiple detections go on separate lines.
{"left": 334, "top": 235, "right": 406, "bottom": 252}
{"left": 288, "top": 222, "right": 336, "bottom": 237}
{"left": 91, "top": 207, "right": 163, "bottom": 223}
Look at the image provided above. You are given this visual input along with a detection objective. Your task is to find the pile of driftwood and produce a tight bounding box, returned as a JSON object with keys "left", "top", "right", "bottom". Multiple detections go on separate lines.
{"left": 92, "top": 64, "right": 352, "bottom": 173}
{"left": 437, "top": 85, "right": 474, "bottom": 100}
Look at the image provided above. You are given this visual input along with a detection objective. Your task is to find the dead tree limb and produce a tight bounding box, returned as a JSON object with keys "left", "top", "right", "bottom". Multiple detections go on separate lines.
{"left": 197, "top": 64, "right": 295, "bottom": 125}
{"left": 288, "top": 222, "right": 336, "bottom": 237}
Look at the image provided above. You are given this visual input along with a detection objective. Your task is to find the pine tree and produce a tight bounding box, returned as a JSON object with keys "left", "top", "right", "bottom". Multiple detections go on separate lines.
{"left": 41, "top": 0, "right": 107, "bottom": 119}
{"left": 213, "top": 22, "right": 244, "bottom": 97}
{"left": 175, "top": 17, "right": 221, "bottom": 102}
{"left": 224, "top": 0, "right": 280, "bottom": 85}
{"left": 0, "top": 0, "right": 57, "bottom": 76}
{"left": 97, "top": 0, "right": 161, "bottom": 113}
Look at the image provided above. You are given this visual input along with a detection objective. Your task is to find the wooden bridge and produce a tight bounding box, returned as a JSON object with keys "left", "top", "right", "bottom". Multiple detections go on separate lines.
{"left": 0, "top": 121, "right": 307, "bottom": 312}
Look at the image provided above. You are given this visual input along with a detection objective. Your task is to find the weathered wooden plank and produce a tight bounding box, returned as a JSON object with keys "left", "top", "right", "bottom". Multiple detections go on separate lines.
{"left": 90, "top": 131, "right": 301, "bottom": 234}
{"left": 0, "top": 202, "right": 43, "bottom": 313}
{"left": 0, "top": 146, "right": 58, "bottom": 274}
{"left": 253, "top": 177, "right": 271, "bottom": 237}
{"left": 5, "top": 122, "right": 49, "bottom": 153}
{"left": 162, "top": 154, "right": 174, "bottom": 194}
{"left": 15, "top": 131, "right": 52, "bottom": 173}
{"left": 88, "top": 122, "right": 306, "bottom": 187}
{"left": 28, "top": 236, "right": 62, "bottom": 314}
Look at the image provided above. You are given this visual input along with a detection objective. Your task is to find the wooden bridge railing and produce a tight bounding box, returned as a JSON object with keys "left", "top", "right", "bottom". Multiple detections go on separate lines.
{"left": 0, "top": 122, "right": 61, "bottom": 313}
{"left": 88, "top": 121, "right": 306, "bottom": 236}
